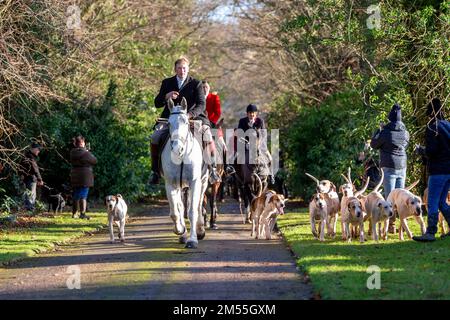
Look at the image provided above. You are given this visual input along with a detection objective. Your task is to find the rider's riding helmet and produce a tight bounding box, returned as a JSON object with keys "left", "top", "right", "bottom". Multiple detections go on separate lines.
{"left": 246, "top": 104, "right": 258, "bottom": 113}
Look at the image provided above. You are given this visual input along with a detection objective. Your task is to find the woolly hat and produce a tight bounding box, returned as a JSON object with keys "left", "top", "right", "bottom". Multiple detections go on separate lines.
{"left": 388, "top": 103, "right": 402, "bottom": 122}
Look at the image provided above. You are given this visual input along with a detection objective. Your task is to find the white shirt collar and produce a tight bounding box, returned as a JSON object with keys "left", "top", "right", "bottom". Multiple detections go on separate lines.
{"left": 176, "top": 75, "right": 187, "bottom": 88}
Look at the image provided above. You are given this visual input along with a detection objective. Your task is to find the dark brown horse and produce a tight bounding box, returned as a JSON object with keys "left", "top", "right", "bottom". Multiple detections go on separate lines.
{"left": 229, "top": 135, "right": 265, "bottom": 224}
{"left": 203, "top": 119, "right": 226, "bottom": 229}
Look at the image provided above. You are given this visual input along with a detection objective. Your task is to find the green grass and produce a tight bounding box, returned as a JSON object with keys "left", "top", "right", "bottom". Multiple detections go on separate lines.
{"left": 278, "top": 208, "right": 450, "bottom": 300}
{"left": 0, "top": 212, "right": 107, "bottom": 265}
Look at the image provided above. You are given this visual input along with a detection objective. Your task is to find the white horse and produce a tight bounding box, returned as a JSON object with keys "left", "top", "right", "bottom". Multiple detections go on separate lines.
{"left": 161, "top": 97, "right": 208, "bottom": 249}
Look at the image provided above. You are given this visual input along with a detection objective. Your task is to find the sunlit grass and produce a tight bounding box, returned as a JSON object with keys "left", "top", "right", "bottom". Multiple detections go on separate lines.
{"left": 0, "top": 212, "right": 107, "bottom": 265}
{"left": 278, "top": 208, "right": 450, "bottom": 300}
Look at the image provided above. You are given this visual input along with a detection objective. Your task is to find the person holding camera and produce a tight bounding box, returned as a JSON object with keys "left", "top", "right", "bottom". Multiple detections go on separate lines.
{"left": 70, "top": 135, "right": 97, "bottom": 220}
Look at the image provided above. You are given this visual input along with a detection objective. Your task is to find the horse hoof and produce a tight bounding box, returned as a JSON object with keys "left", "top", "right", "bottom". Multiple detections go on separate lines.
{"left": 197, "top": 230, "right": 206, "bottom": 240}
{"left": 185, "top": 241, "right": 198, "bottom": 249}
{"left": 210, "top": 223, "right": 218, "bottom": 230}
{"left": 178, "top": 234, "right": 187, "bottom": 244}
{"left": 174, "top": 225, "right": 186, "bottom": 236}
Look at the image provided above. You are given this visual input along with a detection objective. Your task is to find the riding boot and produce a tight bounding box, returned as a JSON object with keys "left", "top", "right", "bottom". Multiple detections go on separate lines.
{"left": 79, "top": 199, "right": 91, "bottom": 220}
{"left": 72, "top": 200, "right": 79, "bottom": 218}
{"left": 149, "top": 143, "right": 160, "bottom": 185}
{"left": 209, "top": 164, "right": 221, "bottom": 184}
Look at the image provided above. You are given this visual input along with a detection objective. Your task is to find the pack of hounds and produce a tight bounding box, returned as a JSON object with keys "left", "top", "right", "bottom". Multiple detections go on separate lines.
{"left": 306, "top": 168, "right": 449, "bottom": 243}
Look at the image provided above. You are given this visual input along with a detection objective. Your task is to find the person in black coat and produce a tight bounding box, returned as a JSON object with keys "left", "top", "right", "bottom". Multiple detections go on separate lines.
{"left": 370, "top": 103, "right": 410, "bottom": 233}
{"left": 235, "top": 104, "right": 274, "bottom": 185}
{"left": 20, "top": 142, "right": 44, "bottom": 211}
{"left": 413, "top": 98, "right": 450, "bottom": 242}
{"left": 149, "top": 57, "right": 219, "bottom": 185}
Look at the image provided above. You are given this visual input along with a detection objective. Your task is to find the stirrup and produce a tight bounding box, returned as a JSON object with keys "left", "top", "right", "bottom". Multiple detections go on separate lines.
{"left": 209, "top": 168, "right": 221, "bottom": 184}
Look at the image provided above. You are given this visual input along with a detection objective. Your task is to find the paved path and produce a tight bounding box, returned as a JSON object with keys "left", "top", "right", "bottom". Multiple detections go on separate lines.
{"left": 0, "top": 200, "right": 313, "bottom": 299}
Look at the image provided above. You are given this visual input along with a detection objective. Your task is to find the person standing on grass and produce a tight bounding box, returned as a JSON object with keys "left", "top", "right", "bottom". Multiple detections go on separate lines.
{"left": 413, "top": 98, "right": 450, "bottom": 242}
{"left": 370, "top": 103, "right": 410, "bottom": 234}
{"left": 70, "top": 135, "right": 97, "bottom": 220}
{"left": 20, "top": 142, "right": 44, "bottom": 212}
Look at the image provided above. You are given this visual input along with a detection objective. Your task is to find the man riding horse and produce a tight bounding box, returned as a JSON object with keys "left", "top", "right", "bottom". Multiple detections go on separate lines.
{"left": 232, "top": 104, "right": 274, "bottom": 185}
{"left": 227, "top": 104, "right": 274, "bottom": 222}
{"left": 149, "top": 57, "right": 220, "bottom": 185}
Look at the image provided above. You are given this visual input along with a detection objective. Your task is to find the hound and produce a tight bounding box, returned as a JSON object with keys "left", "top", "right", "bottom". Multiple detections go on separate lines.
{"left": 387, "top": 181, "right": 425, "bottom": 240}
{"left": 105, "top": 194, "right": 128, "bottom": 243}
{"left": 341, "top": 177, "right": 370, "bottom": 242}
{"left": 305, "top": 173, "right": 340, "bottom": 237}
{"left": 250, "top": 190, "right": 286, "bottom": 240}
{"left": 309, "top": 192, "right": 328, "bottom": 241}
{"left": 364, "top": 169, "right": 394, "bottom": 242}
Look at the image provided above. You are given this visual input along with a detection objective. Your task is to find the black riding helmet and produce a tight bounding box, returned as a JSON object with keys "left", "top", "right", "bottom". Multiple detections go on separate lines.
{"left": 246, "top": 104, "right": 258, "bottom": 113}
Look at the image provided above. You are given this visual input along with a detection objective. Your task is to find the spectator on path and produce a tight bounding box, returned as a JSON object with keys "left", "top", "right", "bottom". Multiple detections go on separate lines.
{"left": 370, "top": 103, "right": 410, "bottom": 233}
{"left": 413, "top": 98, "right": 450, "bottom": 242}
{"left": 70, "top": 135, "right": 97, "bottom": 220}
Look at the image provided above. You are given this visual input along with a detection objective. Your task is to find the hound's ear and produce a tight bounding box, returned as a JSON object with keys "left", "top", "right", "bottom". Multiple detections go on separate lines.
{"left": 330, "top": 183, "right": 336, "bottom": 192}
{"left": 405, "top": 198, "right": 410, "bottom": 207}
{"left": 377, "top": 201, "right": 383, "bottom": 208}
{"left": 180, "top": 97, "right": 187, "bottom": 111}
{"left": 339, "top": 186, "right": 344, "bottom": 194}
{"left": 167, "top": 98, "right": 174, "bottom": 112}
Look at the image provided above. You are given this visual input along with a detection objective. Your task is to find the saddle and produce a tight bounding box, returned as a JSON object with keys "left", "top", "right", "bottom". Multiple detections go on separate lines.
{"left": 157, "top": 120, "right": 208, "bottom": 178}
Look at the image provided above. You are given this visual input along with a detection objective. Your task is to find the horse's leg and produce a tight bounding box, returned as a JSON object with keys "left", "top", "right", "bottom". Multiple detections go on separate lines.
{"left": 183, "top": 188, "right": 189, "bottom": 219}
{"left": 186, "top": 178, "right": 202, "bottom": 248}
{"left": 244, "top": 184, "right": 252, "bottom": 223}
{"left": 210, "top": 183, "right": 219, "bottom": 229}
{"left": 165, "top": 185, "right": 185, "bottom": 236}
{"left": 197, "top": 174, "right": 208, "bottom": 240}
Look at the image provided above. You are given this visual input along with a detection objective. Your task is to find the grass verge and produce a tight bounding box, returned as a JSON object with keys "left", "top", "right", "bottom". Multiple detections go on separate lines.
{"left": 0, "top": 211, "right": 107, "bottom": 266}
{"left": 278, "top": 208, "right": 450, "bottom": 300}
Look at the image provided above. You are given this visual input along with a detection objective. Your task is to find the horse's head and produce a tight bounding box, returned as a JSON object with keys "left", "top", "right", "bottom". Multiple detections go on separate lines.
{"left": 167, "top": 97, "right": 190, "bottom": 159}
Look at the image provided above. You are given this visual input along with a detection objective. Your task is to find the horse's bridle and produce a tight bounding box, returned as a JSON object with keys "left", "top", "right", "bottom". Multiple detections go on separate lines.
{"left": 169, "top": 111, "right": 190, "bottom": 153}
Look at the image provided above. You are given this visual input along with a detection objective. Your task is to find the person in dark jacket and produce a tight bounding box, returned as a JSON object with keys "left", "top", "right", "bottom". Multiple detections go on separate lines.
{"left": 70, "top": 135, "right": 97, "bottom": 220}
{"left": 149, "top": 57, "right": 220, "bottom": 185}
{"left": 413, "top": 98, "right": 450, "bottom": 242}
{"left": 235, "top": 104, "right": 274, "bottom": 185}
{"left": 20, "top": 142, "right": 44, "bottom": 211}
{"left": 370, "top": 103, "right": 410, "bottom": 233}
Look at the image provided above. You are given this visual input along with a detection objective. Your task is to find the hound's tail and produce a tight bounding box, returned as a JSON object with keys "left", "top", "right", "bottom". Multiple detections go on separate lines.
{"left": 406, "top": 180, "right": 420, "bottom": 191}
{"left": 372, "top": 168, "right": 384, "bottom": 193}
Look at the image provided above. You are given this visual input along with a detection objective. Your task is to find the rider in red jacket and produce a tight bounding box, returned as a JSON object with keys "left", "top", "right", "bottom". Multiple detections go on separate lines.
{"left": 202, "top": 80, "right": 221, "bottom": 127}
